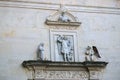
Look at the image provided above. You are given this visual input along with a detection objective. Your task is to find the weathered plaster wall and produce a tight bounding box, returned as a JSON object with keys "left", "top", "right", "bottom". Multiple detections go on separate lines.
{"left": 0, "top": 0, "right": 120, "bottom": 80}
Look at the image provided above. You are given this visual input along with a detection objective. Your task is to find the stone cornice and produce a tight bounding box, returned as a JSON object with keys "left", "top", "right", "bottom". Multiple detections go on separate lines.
{"left": 0, "top": 1, "right": 120, "bottom": 15}
{"left": 0, "top": 0, "right": 119, "bottom": 9}
{"left": 22, "top": 60, "right": 108, "bottom": 69}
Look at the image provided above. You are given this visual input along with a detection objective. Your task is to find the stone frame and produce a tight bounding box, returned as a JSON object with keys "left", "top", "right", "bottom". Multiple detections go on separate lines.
{"left": 50, "top": 29, "right": 78, "bottom": 62}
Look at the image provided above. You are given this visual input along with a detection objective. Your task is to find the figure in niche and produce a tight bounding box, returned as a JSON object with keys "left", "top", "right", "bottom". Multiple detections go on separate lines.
{"left": 37, "top": 43, "right": 44, "bottom": 60}
{"left": 85, "top": 46, "right": 101, "bottom": 61}
{"left": 58, "top": 12, "right": 70, "bottom": 22}
{"left": 57, "top": 35, "right": 73, "bottom": 62}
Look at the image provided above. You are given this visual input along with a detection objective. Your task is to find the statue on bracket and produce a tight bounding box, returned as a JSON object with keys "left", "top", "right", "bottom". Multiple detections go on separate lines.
{"left": 37, "top": 43, "right": 44, "bottom": 60}
{"left": 85, "top": 46, "right": 101, "bottom": 61}
{"left": 57, "top": 35, "right": 73, "bottom": 62}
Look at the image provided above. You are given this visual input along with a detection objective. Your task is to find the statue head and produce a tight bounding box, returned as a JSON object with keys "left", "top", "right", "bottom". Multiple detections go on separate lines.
{"left": 63, "top": 36, "right": 68, "bottom": 40}
{"left": 61, "top": 12, "right": 65, "bottom": 16}
{"left": 39, "top": 43, "right": 44, "bottom": 49}
{"left": 86, "top": 46, "right": 91, "bottom": 50}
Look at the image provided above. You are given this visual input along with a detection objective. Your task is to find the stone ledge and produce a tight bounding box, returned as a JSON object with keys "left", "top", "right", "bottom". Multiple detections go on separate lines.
{"left": 45, "top": 21, "right": 81, "bottom": 26}
{"left": 22, "top": 60, "right": 108, "bottom": 68}
{"left": 83, "top": 61, "right": 108, "bottom": 67}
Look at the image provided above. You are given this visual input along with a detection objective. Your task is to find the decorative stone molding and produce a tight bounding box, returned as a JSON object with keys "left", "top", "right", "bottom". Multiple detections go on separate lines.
{"left": 83, "top": 61, "right": 108, "bottom": 67}
{"left": 45, "top": 21, "right": 81, "bottom": 26}
{"left": 22, "top": 60, "right": 108, "bottom": 80}
{"left": 22, "top": 60, "right": 108, "bottom": 68}
{"left": 45, "top": 5, "right": 81, "bottom": 26}
{"left": 0, "top": 1, "right": 120, "bottom": 15}
{"left": 35, "top": 70, "right": 88, "bottom": 79}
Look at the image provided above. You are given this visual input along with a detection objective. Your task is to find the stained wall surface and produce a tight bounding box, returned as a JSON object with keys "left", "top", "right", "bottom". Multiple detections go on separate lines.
{"left": 0, "top": 0, "right": 120, "bottom": 80}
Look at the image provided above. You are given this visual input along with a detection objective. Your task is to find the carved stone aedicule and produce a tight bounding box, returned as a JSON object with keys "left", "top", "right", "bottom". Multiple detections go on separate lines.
{"left": 45, "top": 5, "right": 81, "bottom": 26}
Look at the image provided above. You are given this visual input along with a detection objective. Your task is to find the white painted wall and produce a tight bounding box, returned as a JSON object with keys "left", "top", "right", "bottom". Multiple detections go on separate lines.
{"left": 0, "top": 0, "right": 120, "bottom": 80}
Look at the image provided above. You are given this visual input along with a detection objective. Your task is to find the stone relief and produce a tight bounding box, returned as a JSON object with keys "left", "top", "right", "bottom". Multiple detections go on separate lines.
{"left": 58, "top": 12, "right": 70, "bottom": 22}
{"left": 50, "top": 30, "right": 78, "bottom": 62}
{"left": 35, "top": 70, "right": 88, "bottom": 80}
{"left": 57, "top": 35, "right": 74, "bottom": 62}
{"left": 85, "top": 46, "right": 101, "bottom": 61}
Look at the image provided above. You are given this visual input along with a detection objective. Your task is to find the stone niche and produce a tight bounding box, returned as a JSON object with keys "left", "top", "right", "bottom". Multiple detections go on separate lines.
{"left": 22, "top": 60, "right": 108, "bottom": 80}
{"left": 50, "top": 29, "right": 78, "bottom": 62}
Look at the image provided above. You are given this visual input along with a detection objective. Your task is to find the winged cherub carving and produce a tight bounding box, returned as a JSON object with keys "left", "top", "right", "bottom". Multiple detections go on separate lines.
{"left": 85, "top": 46, "right": 101, "bottom": 61}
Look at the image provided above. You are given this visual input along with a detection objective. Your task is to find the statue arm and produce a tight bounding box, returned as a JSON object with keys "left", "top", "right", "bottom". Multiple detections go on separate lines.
{"left": 57, "top": 36, "right": 62, "bottom": 43}
{"left": 56, "top": 36, "right": 62, "bottom": 55}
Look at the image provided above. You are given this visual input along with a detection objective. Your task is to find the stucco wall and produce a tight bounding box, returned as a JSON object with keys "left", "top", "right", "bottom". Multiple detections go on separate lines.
{"left": 0, "top": 0, "right": 120, "bottom": 80}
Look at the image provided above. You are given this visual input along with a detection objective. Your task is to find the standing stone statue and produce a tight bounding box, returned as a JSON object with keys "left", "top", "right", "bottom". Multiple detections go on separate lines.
{"left": 85, "top": 46, "right": 92, "bottom": 61}
{"left": 37, "top": 43, "right": 44, "bottom": 60}
{"left": 57, "top": 35, "right": 73, "bottom": 62}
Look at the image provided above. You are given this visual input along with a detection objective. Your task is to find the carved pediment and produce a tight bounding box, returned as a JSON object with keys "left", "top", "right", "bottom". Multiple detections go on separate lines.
{"left": 45, "top": 5, "right": 81, "bottom": 26}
